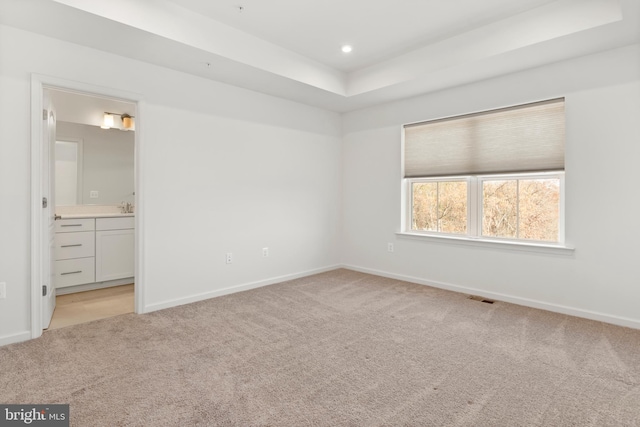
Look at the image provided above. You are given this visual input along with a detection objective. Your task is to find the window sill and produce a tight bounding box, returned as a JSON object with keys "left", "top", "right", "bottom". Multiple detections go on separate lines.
{"left": 396, "top": 232, "right": 575, "bottom": 256}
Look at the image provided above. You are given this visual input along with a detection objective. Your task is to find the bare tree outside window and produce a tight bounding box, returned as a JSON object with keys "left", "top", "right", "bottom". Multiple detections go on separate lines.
{"left": 483, "top": 180, "right": 517, "bottom": 238}
{"left": 412, "top": 181, "right": 466, "bottom": 234}
{"left": 519, "top": 179, "right": 559, "bottom": 241}
{"left": 482, "top": 178, "right": 559, "bottom": 241}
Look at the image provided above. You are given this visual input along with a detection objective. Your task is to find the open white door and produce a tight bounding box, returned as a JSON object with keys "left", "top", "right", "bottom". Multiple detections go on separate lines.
{"left": 42, "top": 89, "right": 56, "bottom": 329}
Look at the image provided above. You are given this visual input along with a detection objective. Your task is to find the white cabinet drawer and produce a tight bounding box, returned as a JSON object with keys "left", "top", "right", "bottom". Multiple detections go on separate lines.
{"left": 54, "top": 231, "right": 95, "bottom": 260}
{"left": 54, "top": 257, "right": 95, "bottom": 288}
{"left": 55, "top": 218, "right": 95, "bottom": 233}
{"left": 96, "top": 217, "right": 134, "bottom": 231}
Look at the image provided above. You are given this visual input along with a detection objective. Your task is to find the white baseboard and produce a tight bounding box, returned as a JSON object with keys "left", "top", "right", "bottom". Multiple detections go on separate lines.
{"left": 56, "top": 278, "right": 134, "bottom": 295}
{"left": 145, "top": 264, "right": 342, "bottom": 313}
{"left": 342, "top": 264, "right": 640, "bottom": 330}
{"left": 0, "top": 331, "right": 31, "bottom": 347}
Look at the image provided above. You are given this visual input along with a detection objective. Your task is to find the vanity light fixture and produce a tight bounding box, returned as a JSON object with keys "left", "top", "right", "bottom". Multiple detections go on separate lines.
{"left": 121, "top": 114, "right": 134, "bottom": 130}
{"left": 100, "top": 113, "right": 114, "bottom": 129}
{"left": 100, "top": 112, "right": 135, "bottom": 131}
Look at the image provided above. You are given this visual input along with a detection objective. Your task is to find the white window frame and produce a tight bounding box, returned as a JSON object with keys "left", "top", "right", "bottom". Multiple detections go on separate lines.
{"left": 476, "top": 171, "right": 565, "bottom": 244}
{"left": 402, "top": 171, "right": 571, "bottom": 254}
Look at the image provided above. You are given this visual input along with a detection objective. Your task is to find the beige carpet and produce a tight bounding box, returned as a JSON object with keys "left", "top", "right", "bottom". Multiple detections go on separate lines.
{"left": 2, "top": 269, "right": 640, "bottom": 426}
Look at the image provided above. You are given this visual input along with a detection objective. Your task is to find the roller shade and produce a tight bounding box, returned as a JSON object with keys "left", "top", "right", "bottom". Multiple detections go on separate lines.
{"left": 403, "top": 98, "right": 565, "bottom": 178}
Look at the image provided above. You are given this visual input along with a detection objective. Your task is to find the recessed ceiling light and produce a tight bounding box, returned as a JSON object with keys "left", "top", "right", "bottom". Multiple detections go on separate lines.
{"left": 341, "top": 45, "right": 353, "bottom": 53}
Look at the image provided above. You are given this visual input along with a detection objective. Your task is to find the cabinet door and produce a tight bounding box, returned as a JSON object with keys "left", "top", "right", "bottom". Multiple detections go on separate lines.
{"left": 95, "top": 229, "right": 134, "bottom": 282}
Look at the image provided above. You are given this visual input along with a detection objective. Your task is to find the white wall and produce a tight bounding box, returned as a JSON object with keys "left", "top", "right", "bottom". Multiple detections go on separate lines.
{"left": 342, "top": 44, "right": 640, "bottom": 327}
{"left": 0, "top": 25, "right": 342, "bottom": 344}
{"left": 56, "top": 121, "right": 135, "bottom": 205}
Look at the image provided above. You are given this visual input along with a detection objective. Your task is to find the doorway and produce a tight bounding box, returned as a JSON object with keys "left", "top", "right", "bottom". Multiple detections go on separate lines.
{"left": 30, "top": 74, "right": 145, "bottom": 339}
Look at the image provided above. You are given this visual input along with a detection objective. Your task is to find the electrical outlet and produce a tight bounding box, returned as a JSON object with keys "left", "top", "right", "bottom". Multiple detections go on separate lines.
{"left": 262, "top": 247, "right": 269, "bottom": 257}
{"left": 388, "top": 243, "right": 394, "bottom": 252}
{"left": 0, "top": 282, "right": 6, "bottom": 299}
{"left": 226, "top": 253, "right": 233, "bottom": 264}
{"left": 89, "top": 190, "right": 99, "bottom": 199}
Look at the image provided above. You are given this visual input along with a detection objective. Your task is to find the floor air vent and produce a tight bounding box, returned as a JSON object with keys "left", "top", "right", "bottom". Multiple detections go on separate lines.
{"left": 468, "top": 295, "right": 495, "bottom": 304}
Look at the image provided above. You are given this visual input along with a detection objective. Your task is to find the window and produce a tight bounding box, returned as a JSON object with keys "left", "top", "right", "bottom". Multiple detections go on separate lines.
{"left": 403, "top": 99, "right": 565, "bottom": 244}
{"left": 480, "top": 175, "right": 561, "bottom": 241}
{"left": 411, "top": 179, "right": 467, "bottom": 234}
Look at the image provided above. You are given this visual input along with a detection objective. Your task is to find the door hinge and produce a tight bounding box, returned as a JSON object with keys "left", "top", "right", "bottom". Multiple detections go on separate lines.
{"left": 42, "top": 285, "right": 47, "bottom": 296}
{"left": 42, "top": 197, "right": 48, "bottom": 208}
{"left": 43, "top": 109, "right": 47, "bottom": 120}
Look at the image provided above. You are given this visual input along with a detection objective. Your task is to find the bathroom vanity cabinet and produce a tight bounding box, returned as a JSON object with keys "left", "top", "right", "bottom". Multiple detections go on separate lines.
{"left": 54, "top": 216, "right": 134, "bottom": 291}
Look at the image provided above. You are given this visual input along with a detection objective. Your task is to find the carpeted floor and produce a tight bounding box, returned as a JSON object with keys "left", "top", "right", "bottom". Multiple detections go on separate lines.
{"left": 2, "top": 269, "right": 640, "bottom": 426}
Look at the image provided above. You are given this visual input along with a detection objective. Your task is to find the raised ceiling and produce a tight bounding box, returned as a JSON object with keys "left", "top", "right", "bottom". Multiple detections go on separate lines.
{"left": 1, "top": 0, "right": 638, "bottom": 112}
{"left": 175, "top": 0, "right": 559, "bottom": 72}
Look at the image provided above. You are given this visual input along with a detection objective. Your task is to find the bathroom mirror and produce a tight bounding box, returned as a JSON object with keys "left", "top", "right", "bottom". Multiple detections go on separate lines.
{"left": 55, "top": 121, "right": 134, "bottom": 206}
{"left": 55, "top": 139, "right": 83, "bottom": 206}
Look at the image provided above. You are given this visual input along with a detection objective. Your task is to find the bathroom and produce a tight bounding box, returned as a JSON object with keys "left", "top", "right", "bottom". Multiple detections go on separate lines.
{"left": 49, "top": 89, "right": 136, "bottom": 329}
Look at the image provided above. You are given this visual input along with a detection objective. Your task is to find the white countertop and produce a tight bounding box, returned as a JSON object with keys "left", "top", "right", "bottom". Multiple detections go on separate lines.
{"left": 57, "top": 213, "right": 135, "bottom": 219}
{"left": 55, "top": 204, "right": 134, "bottom": 219}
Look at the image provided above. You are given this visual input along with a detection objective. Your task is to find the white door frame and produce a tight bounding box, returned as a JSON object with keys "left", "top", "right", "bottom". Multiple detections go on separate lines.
{"left": 30, "top": 74, "right": 146, "bottom": 339}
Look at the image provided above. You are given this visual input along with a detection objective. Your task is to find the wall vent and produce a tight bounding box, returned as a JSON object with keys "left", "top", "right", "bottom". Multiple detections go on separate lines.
{"left": 468, "top": 295, "right": 495, "bottom": 304}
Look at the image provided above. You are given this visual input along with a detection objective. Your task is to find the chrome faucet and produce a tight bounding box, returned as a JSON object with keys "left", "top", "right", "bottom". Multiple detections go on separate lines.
{"left": 120, "top": 201, "right": 134, "bottom": 214}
